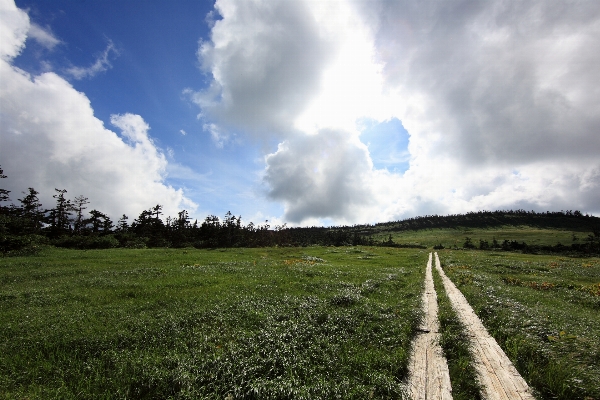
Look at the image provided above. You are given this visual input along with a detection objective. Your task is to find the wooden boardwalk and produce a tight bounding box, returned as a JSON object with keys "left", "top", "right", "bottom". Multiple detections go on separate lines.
{"left": 434, "top": 252, "right": 535, "bottom": 400}
{"left": 407, "top": 253, "right": 452, "bottom": 399}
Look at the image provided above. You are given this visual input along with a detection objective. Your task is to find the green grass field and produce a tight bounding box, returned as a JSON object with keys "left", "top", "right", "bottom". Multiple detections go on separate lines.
{"left": 382, "top": 226, "right": 589, "bottom": 249}
{"left": 0, "top": 247, "right": 426, "bottom": 399}
{"left": 437, "top": 250, "right": 600, "bottom": 399}
{"left": 1, "top": 241, "right": 598, "bottom": 399}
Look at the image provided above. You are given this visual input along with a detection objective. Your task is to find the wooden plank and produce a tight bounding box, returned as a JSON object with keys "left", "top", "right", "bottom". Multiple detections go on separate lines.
{"left": 407, "top": 253, "right": 453, "bottom": 399}
{"left": 434, "top": 252, "right": 535, "bottom": 400}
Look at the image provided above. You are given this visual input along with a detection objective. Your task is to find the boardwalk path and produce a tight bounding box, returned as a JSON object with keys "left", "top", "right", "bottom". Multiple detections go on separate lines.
{"left": 407, "top": 253, "right": 452, "bottom": 399}
{"left": 434, "top": 252, "right": 535, "bottom": 400}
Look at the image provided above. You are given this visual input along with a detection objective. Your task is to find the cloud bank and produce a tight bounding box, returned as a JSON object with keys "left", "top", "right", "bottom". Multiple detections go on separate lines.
{"left": 0, "top": 1, "right": 195, "bottom": 220}
{"left": 194, "top": 0, "right": 600, "bottom": 224}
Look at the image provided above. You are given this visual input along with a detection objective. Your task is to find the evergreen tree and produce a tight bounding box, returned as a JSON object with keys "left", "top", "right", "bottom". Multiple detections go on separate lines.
{"left": 176, "top": 210, "right": 190, "bottom": 230}
{"left": 0, "top": 166, "right": 9, "bottom": 204}
{"left": 116, "top": 214, "right": 129, "bottom": 232}
{"left": 72, "top": 195, "right": 90, "bottom": 234}
{"left": 18, "top": 188, "right": 43, "bottom": 234}
{"left": 47, "top": 189, "right": 73, "bottom": 237}
{"left": 151, "top": 204, "right": 163, "bottom": 221}
{"left": 85, "top": 210, "right": 112, "bottom": 234}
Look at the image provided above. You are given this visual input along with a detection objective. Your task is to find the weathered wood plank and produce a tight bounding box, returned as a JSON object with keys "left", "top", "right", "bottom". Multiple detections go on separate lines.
{"left": 434, "top": 252, "right": 535, "bottom": 400}
{"left": 407, "top": 253, "right": 453, "bottom": 400}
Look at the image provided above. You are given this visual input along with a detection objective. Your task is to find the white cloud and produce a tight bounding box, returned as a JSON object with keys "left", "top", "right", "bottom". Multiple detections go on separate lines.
{"left": 362, "top": 0, "right": 600, "bottom": 164}
{"left": 0, "top": 1, "right": 195, "bottom": 221}
{"left": 66, "top": 40, "right": 118, "bottom": 80}
{"left": 28, "top": 23, "right": 61, "bottom": 50}
{"left": 190, "top": 0, "right": 334, "bottom": 141}
{"left": 203, "top": 123, "right": 230, "bottom": 148}
{"left": 356, "top": 0, "right": 600, "bottom": 216}
{"left": 0, "top": 0, "right": 29, "bottom": 61}
{"left": 194, "top": 0, "right": 600, "bottom": 223}
{"left": 264, "top": 128, "right": 375, "bottom": 223}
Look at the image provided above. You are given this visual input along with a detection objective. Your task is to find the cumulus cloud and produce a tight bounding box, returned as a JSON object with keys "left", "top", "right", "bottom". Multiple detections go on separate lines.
{"left": 265, "top": 129, "right": 375, "bottom": 223}
{"left": 66, "top": 40, "right": 118, "bottom": 80}
{"left": 189, "top": 0, "right": 334, "bottom": 141}
{"left": 0, "top": 0, "right": 29, "bottom": 60}
{"left": 191, "top": 0, "right": 399, "bottom": 223}
{"left": 194, "top": 0, "right": 600, "bottom": 223}
{"left": 0, "top": 1, "right": 195, "bottom": 220}
{"left": 379, "top": 0, "right": 600, "bottom": 165}
{"left": 353, "top": 0, "right": 600, "bottom": 216}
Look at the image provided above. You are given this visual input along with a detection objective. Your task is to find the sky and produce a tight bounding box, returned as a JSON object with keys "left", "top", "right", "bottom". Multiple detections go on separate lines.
{"left": 1, "top": 0, "right": 599, "bottom": 227}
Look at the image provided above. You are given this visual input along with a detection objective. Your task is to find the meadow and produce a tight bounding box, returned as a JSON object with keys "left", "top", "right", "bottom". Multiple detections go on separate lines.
{"left": 382, "top": 226, "right": 589, "bottom": 249}
{"left": 1, "top": 233, "right": 599, "bottom": 399}
{"left": 0, "top": 246, "right": 426, "bottom": 399}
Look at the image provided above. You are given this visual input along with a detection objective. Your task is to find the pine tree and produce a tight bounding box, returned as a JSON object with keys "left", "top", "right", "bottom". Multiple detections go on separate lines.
{"left": 18, "top": 188, "right": 43, "bottom": 234}
{"left": 47, "top": 189, "right": 73, "bottom": 237}
{"left": 0, "top": 166, "right": 10, "bottom": 204}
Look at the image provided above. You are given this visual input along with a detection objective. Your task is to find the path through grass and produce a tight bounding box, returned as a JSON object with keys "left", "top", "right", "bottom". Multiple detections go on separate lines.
{"left": 438, "top": 250, "right": 600, "bottom": 399}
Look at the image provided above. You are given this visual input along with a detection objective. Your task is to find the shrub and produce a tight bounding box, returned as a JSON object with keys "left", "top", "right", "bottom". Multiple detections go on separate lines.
{"left": 53, "top": 235, "right": 119, "bottom": 249}
{"left": 0, "top": 234, "right": 47, "bottom": 256}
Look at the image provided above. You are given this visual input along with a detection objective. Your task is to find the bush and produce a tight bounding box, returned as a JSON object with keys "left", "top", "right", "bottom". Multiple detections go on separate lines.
{"left": 0, "top": 234, "right": 47, "bottom": 256}
{"left": 463, "top": 237, "right": 475, "bottom": 249}
{"left": 53, "top": 235, "right": 119, "bottom": 249}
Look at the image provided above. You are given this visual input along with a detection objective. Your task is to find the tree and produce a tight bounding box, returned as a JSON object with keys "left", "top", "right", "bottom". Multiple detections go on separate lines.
{"left": 132, "top": 207, "right": 164, "bottom": 239}
{"left": 116, "top": 214, "right": 129, "bottom": 232}
{"left": 72, "top": 195, "right": 90, "bottom": 234}
{"left": 47, "top": 189, "right": 73, "bottom": 237}
{"left": 0, "top": 165, "right": 9, "bottom": 204}
{"left": 176, "top": 210, "right": 190, "bottom": 230}
{"left": 18, "top": 188, "right": 43, "bottom": 234}
{"left": 463, "top": 237, "right": 475, "bottom": 249}
{"left": 151, "top": 204, "right": 163, "bottom": 221}
{"left": 85, "top": 210, "right": 112, "bottom": 234}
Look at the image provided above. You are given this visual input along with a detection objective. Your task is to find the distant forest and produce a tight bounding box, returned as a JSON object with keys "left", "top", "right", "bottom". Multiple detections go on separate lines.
{"left": 1, "top": 166, "right": 599, "bottom": 255}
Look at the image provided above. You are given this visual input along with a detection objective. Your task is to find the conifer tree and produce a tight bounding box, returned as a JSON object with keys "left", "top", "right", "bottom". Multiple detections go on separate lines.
{"left": 0, "top": 166, "right": 9, "bottom": 204}
{"left": 18, "top": 188, "right": 43, "bottom": 234}
{"left": 47, "top": 189, "right": 73, "bottom": 237}
{"left": 72, "top": 195, "right": 90, "bottom": 235}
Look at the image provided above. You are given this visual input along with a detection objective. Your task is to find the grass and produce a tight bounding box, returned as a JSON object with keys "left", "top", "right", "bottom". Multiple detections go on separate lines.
{"left": 0, "top": 246, "right": 426, "bottom": 399}
{"left": 2, "top": 241, "right": 598, "bottom": 399}
{"left": 438, "top": 250, "right": 600, "bottom": 400}
{"left": 380, "top": 226, "right": 592, "bottom": 249}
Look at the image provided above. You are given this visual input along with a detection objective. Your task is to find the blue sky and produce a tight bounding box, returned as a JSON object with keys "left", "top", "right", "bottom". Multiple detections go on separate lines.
{"left": 2, "top": 0, "right": 600, "bottom": 226}
{"left": 11, "top": 0, "right": 264, "bottom": 215}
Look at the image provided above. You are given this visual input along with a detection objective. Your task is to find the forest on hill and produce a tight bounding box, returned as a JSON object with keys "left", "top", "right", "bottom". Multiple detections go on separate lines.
{"left": 1, "top": 166, "right": 599, "bottom": 255}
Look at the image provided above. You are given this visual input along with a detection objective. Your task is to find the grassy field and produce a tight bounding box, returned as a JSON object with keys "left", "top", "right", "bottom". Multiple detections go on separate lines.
{"left": 0, "top": 246, "right": 426, "bottom": 399}
{"left": 1, "top": 242, "right": 599, "bottom": 399}
{"left": 437, "top": 250, "right": 600, "bottom": 399}
{"left": 382, "top": 226, "right": 590, "bottom": 249}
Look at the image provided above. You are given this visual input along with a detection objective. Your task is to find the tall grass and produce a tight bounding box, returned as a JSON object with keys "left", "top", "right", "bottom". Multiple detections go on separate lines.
{"left": 0, "top": 247, "right": 425, "bottom": 399}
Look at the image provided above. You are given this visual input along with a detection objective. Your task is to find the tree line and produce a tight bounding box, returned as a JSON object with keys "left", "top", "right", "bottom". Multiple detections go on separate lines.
{"left": 1, "top": 165, "right": 599, "bottom": 255}
{"left": 1, "top": 166, "right": 384, "bottom": 254}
